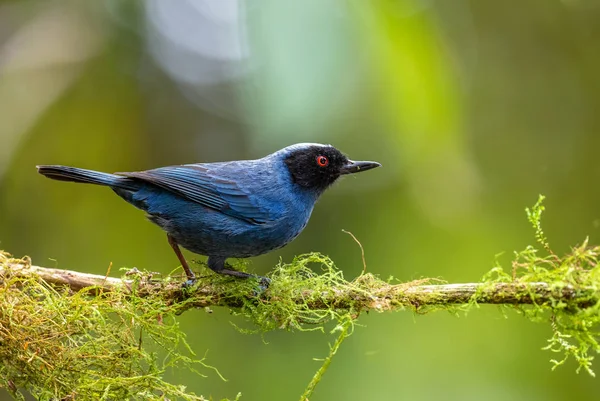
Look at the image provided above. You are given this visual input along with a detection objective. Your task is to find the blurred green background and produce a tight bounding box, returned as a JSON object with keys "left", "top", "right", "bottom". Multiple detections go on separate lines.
{"left": 1, "top": 0, "right": 600, "bottom": 400}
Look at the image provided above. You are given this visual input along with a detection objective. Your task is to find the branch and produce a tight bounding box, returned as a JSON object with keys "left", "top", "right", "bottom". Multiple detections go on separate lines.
{"left": 3, "top": 259, "right": 596, "bottom": 312}
{"left": 1, "top": 238, "right": 599, "bottom": 400}
{"left": 2, "top": 197, "right": 597, "bottom": 401}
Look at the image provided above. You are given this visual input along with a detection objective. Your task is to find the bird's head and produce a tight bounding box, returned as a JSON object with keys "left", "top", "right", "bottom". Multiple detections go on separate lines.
{"left": 280, "top": 143, "right": 381, "bottom": 193}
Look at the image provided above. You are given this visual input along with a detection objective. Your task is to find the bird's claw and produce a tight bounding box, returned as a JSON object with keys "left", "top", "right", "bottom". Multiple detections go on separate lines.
{"left": 253, "top": 275, "right": 271, "bottom": 296}
{"left": 258, "top": 276, "right": 271, "bottom": 288}
{"left": 182, "top": 278, "right": 197, "bottom": 289}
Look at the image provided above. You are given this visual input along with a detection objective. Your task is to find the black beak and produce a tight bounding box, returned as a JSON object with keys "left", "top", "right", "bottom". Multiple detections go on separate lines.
{"left": 340, "top": 160, "right": 381, "bottom": 175}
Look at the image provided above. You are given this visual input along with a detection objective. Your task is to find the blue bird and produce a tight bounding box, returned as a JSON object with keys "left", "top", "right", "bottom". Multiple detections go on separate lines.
{"left": 37, "top": 143, "right": 380, "bottom": 285}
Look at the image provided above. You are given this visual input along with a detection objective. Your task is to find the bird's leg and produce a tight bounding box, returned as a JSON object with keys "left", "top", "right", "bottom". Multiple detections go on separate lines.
{"left": 208, "top": 256, "right": 271, "bottom": 289}
{"left": 207, "top": 256, "right": 252, "bottom": 278}
{"left": 167, "top": 234, "right": 196, "bottom": 285}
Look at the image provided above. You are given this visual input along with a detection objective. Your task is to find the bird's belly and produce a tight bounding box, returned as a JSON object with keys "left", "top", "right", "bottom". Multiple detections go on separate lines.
{"left": 171, "top": 216, "right": 307, "bottom": 258}
{"left": 149, "top": 200, "right": 310, "bottom": 258}
{"left": 130, "top": 184, "right": 313, "bottom": 258}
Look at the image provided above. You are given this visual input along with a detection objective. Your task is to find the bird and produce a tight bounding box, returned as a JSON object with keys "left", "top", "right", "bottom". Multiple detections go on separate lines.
{"left": 37, "top": 143, "right": 380, "bottom": 286}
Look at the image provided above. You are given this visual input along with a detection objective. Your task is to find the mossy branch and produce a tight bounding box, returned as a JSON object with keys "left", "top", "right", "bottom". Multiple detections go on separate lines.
{"left": 1, "top": 247, "right": 599, "bottom": 401}
{"left": 1, "top": 259, "right": 596, "bottom": 312}
{"left": 1, "top": 196, "right": 599, "bottom": 400}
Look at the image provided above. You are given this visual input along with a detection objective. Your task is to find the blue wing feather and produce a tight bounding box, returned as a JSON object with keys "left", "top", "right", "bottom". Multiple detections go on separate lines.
{"left": 119, "top": 164, "right": 271, "bottom": 224}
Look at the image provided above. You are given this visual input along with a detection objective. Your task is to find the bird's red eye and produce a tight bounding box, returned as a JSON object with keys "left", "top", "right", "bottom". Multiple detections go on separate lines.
{"left": 316, "top": 155, "right": 329, "bottom": 167}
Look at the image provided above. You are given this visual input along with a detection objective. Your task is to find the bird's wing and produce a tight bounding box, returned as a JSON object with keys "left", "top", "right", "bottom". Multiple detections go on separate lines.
{"left": 119, "top": 164, "right": 271, "bottom": 224}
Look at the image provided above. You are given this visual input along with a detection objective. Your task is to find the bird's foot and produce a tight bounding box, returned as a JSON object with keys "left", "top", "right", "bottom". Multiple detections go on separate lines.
{"left": 173, "top": 278, "right": 198, "bottom": 302}
{"left": 182, "top": 278, "right": 197, "bottom": 288}
{"left": 252, "top": 275, "right": 271, "bottom": 296}
{"left": 257, "top": 275, "right": 271, "bottom": 289}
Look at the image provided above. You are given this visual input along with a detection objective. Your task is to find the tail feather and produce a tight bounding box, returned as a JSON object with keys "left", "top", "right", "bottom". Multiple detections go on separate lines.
{"left": 37, "top": 165, "right": 138, "bottom": 190}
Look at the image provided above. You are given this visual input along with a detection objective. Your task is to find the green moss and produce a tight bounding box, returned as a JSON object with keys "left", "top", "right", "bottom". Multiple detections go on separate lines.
{"left": 299, "top": 317, "right": 352, "bottom": 401}
{"left": 1, "top": 195, "right": 599, "bottom": 400}
{"left": 0, "top": 251, "right": 395, "bottom": 400}
{"left": 0, "top": 252, "right": 228, "bottom": 401}
{"left": 480, "top": 195, "right": 600, "bottom": 375}
{"left": 229, "top": 253, "right": 376, "bottom": 331}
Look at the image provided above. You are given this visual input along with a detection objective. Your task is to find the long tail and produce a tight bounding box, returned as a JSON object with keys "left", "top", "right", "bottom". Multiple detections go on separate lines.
{"left": 36, "top": 165, "right": 138, "bottom": 190}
